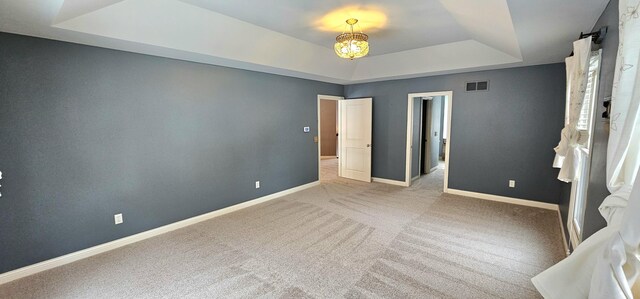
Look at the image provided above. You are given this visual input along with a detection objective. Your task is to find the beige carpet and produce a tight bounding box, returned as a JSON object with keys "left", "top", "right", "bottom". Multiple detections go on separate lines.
{"left": 320, "top": 156, "right": 339, "bottom": 181}
{"left": 0, "top": 159, "right": 565, "bottom": 298}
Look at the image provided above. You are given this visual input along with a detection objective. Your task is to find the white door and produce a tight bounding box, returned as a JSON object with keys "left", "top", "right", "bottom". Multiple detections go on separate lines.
{"left": 339, "top": 98, "right": 372, "bottom": 182}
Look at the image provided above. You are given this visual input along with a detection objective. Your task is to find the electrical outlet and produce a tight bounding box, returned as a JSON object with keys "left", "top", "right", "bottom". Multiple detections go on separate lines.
{"left": 114, "top": 213, "right": 123, "bottom": 225}
{"left": 255, "top": 181, "right": 260, "bottom": 189}
{"left": 509, "top": 180, "right": 516, "bottom": 188}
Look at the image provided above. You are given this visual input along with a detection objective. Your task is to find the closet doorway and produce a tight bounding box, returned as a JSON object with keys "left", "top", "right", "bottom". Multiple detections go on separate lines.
{"left": 405, "top": 91, "right": 452, "bottom": 190}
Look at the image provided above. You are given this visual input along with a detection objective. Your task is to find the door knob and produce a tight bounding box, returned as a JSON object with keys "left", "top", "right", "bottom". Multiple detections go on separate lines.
{"left": 366, "top": 144, "right": 371, "bottom": 147}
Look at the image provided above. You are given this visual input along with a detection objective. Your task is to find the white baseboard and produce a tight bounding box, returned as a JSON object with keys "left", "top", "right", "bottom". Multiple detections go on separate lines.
{"left": 412, "top": 175, "right": 420, "bottom": 181}
{"left": 556, "top": 209, "right": 571, "bottom": 256}
{"left": 446, "top": 188, "right": 559, "bottom": 211}
{"left": 372, "top": 177, "right": 407, "bottom": 186}
{"left": 0, "top": 181, "right": 320, "bottom": 285}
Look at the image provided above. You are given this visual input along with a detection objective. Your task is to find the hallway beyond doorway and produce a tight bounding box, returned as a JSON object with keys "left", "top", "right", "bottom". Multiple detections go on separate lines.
{"left": 321, "top": 157, "right": 339, "bottom": 181}
{"left": 406, "top": 91, "right": 452, "bottom": 189}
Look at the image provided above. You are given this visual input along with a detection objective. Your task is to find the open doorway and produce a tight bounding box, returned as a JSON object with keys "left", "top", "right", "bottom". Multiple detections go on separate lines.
{"left": 317, "top": 95, "right": 342, "bottom": 181}
{"left": 405, "top": 91, "right": 452, "bottom": 189}
{"left": 418, "top": 96, "right": 445, "bottom": 176}
{"left": 318, "top": 95, "right": 373, "bottom": 183}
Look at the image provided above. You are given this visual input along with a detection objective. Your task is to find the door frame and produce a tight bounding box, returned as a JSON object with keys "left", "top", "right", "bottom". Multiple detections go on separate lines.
{"left": 317, "top": 95, "right": 344, "bottom": 180}
{"left": 405, "top": 91, "right": 453, "bottom": 190}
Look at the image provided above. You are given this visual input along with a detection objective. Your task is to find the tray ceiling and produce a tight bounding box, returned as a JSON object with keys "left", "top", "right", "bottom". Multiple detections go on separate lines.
{"left": 0, "top": 0, "right": 609, "bottom": 84}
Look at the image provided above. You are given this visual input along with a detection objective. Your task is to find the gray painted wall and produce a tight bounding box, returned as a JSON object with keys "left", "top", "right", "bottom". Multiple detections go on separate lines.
{"left": 0, "top": 32, "right": 342, "bottom": 274}
{"left": 559, "top": 0, "right": 618, "bottom": 242}
{"left": 344, "top": 64, "right": 566, "bottom": 203}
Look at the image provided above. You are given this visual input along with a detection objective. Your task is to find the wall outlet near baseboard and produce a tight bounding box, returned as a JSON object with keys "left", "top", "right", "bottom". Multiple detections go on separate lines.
{"left": 255, "top": 181, "right": 260, "bottom": 189}
{"left": 114, "top": 213, "right": 123, "bottom": 225}
{"left": 509, "top": 180, "right": 516, "bottom": 188}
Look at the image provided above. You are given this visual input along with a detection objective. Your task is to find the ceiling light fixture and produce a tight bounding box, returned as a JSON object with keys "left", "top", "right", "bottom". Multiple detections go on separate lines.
{"left": 334, "top": 18, "right": 369, "bottom": 60}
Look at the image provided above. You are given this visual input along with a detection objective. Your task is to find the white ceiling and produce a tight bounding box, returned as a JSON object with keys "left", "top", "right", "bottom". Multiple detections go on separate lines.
{"left": 0, "top": 0, "right": 610, "bottom": 84}
{"left": 180, "top": 0, "right": 472, "bottom": 56}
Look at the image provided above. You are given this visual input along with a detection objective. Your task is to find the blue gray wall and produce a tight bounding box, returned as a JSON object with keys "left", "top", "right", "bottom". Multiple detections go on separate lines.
{"left": 0, "top": 30, "right": 575, "bottom": 274}
{"left": 345, "top": 64, "right": 566, "bottom": 203}
{"left": 559, "top": 0, "right": 618, "bottom": 243}
{"left": 0, "top": 32, "right": 342, "bottom": 274}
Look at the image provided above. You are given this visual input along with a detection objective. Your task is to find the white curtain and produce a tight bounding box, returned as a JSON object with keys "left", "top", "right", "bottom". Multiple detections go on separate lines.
{"left": 533, "top": 0, "right": 640, "bottom": 298}
{"left": 554, "top": 36, "right": 593, "bottom": 182}
{"left": 590, "top": 0, "right": 640, "bottom": 295}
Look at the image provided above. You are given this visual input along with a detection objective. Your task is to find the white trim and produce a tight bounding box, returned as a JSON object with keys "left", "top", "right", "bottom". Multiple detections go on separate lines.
{"left": 372, "top": 177, "right": 407, "bottom": 186}
{"left": 444, "top": 93, "right": 452, "bottom": 192}
{"left": 317, "top": 95, "right": 344, "bottom": 181}
{"left": 557, "top": 209, "right": 571, "bottom": 256}
{"left": 567, "top": 179, "right": 579, "bottom": 246}
{"left": 446, "top": 188, "right": 559, "bottom": 210}
{"left": 0, "top": 181, "right": 320, "bottom": 285}
{"left": 566, "top": 49, "right": 603, "bottom": 250}
{"left": 406, "top": 91, "right": 453, "bottom": 191}
{"left": 569, "top": 222, "right": 582, "bottom": 251}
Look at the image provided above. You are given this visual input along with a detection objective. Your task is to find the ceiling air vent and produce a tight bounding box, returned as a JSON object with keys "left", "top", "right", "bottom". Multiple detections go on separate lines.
{"left": 466, "top": 80, "right": 489, "bottom": 92}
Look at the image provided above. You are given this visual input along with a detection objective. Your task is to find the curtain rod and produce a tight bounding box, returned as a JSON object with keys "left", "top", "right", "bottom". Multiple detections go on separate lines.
{"left": 569, "top": 26, "right": 608, "bottom": 56}
{"left": 579, "top": 26, "right": 608, "bottom": 45}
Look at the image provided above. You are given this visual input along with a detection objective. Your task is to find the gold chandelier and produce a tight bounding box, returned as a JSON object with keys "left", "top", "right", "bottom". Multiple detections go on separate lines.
{"left": 334, "top": 18, "right": 369, "bottom": 60}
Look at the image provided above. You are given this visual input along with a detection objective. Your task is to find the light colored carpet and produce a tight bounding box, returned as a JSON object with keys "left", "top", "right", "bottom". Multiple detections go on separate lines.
{"left": 0, "top": 159, "right": 565, "bottom": 298}
{"left": 320, "top": 157, "right": 339, "bottom": 181}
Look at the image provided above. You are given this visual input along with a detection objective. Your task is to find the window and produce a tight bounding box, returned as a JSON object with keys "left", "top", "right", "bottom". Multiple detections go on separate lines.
{"left": 569, "top": 50, "right": 602, "bottom": 248}
{"left": 576, "top": 54, "right": 602, "bottom": 150}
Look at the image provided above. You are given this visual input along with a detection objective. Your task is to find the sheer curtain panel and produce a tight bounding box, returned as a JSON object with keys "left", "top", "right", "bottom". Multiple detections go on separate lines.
{"left": 554, "top": 37, "right": 593, "bottom": 182}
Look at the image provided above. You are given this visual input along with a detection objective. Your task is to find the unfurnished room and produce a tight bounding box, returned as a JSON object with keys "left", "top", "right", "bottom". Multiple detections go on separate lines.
{"left": 1, "top": 0, "right": 640, "bottom": 298}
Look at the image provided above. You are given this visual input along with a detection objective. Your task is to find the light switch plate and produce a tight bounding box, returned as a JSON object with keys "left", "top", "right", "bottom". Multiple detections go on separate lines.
{"left": 114, "top": 213, "right": 123, "bottom": 225}
{"left": 255, "top": 181, "right": 260, "bottom": 189}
